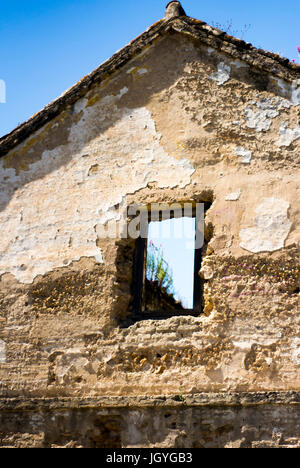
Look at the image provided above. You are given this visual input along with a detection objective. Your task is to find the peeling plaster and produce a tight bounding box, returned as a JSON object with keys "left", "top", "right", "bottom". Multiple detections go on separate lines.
{"left": 0, "top": 340, "right": 6, "bottom": 364}
{"left": 235, "top": 147, "right": 252, "bottom": 164}
{"left": 239, "top": 198, "right": 292, "bottom": 253}
{"left": 0, "top": 89, "right": 194, "bottom": 284}
{"left": 200, "top": 263, "right": 214, "bottom": 280}
{"left": 277, "top": 123, "right": 300, "bottom": 147}
{"left": 209, "top": 62, "right": 231, "bottom": 86}
{"left": 245, "top": 97, "right": 290, "bottom": 132}
{"left": 55, "top": 349, "right": 90, "bottom": 385}
{"left": 226, "top": 190, "right": 241, "bottom": 201}
{"left": 127, "top": 67, "right": 148, "bottom": 76}
{"left": 291, "top": 80, "right": 300, "bottom": 106}
{"left": 274, "top": 78, "right": 300, "bottom": 106}
{"left": 291, "top": 338, "right": 300, "bottom": 365}
{"left": 231, "top": 59, "right": 248, "bottom": 69}
{"left": 276, "top": 78, "right": 289, "bottom": 97}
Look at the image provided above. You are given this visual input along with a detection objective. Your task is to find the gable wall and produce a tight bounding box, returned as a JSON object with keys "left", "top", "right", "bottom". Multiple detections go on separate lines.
{"left": 0, "top": 33, "right": 299, "bottom": 412}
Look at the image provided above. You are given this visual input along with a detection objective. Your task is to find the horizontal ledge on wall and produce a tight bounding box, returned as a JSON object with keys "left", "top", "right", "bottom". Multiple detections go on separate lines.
{"left": 0, "top": 391, "right": 300, "bottom": 411}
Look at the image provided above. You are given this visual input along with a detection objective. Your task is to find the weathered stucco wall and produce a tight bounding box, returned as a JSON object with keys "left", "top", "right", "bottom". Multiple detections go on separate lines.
{"left": 0, "top": 29, "right": 299, "bottom": 446}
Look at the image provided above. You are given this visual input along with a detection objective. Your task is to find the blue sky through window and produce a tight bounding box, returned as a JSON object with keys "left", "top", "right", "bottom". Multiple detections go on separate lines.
{"left": 147, "top": 217, "right": 196, "bottom": 308}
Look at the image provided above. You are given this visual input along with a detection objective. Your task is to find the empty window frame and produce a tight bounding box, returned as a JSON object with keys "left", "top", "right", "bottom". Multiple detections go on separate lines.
{"left": 131, "top": 203, "right": 210, "bottom": 320}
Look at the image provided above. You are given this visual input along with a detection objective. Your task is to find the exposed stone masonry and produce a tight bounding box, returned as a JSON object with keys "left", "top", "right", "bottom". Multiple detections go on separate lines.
{"left": 0, "top": 2, "right": 299, "bottom": 448}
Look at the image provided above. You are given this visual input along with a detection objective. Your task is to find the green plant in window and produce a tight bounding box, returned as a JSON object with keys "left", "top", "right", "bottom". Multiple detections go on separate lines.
{"left": 146, "top": 241, "right": 175, "bottom": 295}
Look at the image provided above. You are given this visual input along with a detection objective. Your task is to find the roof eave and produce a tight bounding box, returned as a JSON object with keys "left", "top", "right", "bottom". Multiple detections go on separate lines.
{"left": 0, "top": 16, "right": 299, "bottom": 158}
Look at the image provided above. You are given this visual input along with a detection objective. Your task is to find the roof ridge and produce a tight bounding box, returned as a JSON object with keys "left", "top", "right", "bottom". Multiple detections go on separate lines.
{"left": 182, "top": 17, "right": 300, "bottom": 73}
{"left": 0, "top": 15, "right": 299, "bottom": 157}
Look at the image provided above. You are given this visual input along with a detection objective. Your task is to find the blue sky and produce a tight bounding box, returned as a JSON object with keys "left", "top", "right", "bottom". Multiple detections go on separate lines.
{"left": 147, "top": 218, "right": 196, "bottom": 309}
{"left": 0, "top": 0, "right": 299, "bottom": 137}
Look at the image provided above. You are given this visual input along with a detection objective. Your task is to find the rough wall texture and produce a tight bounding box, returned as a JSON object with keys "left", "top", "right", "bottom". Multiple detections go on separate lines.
{"left": 0, "top": 29, "right": 299, "bottom": 447}
{"left": 1, "top": 394, "right": 300, "bottom": 448}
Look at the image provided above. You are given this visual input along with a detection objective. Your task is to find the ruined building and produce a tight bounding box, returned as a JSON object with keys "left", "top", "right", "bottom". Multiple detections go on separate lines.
{"left": 0, "top": 2, "right": 299, "bottom": 448}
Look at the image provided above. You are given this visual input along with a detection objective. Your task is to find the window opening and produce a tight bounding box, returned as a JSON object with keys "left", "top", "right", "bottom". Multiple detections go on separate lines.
{"left": 132, "top": 203, "right": 210, "bottom": 320}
